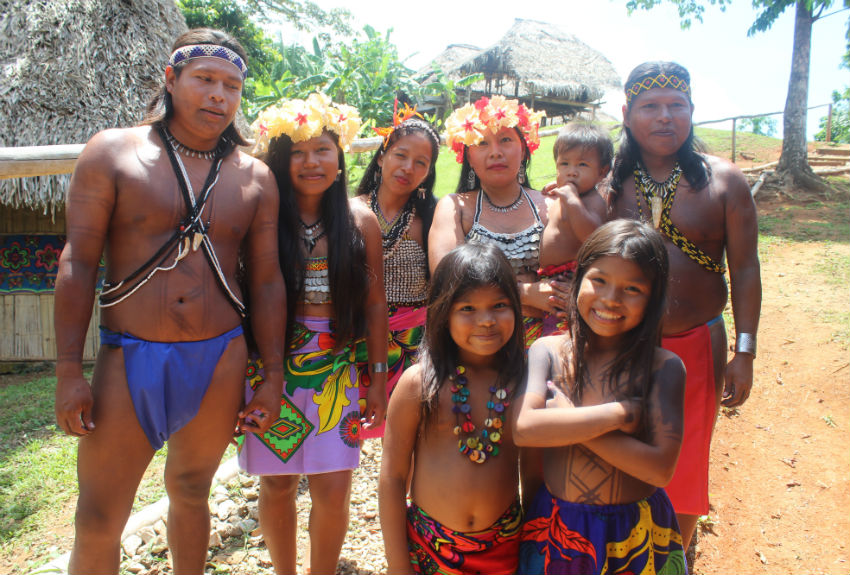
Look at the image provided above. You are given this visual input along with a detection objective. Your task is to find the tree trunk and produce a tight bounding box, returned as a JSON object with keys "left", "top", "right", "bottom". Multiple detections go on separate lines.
{"left": 774, "top": 0, "right": 832, "bottom": 194}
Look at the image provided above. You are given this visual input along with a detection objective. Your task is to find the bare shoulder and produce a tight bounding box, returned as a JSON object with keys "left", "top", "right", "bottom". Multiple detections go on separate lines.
{"left": 530, "top": 334, "right": 564, "bottom": 358}
{"left": 652, "top": 347, "right": 686, "bottom": 383}
{"left": 394, "top": 363, "right": 425, "bottom": 402}
{"left": 526, "top": 187, "right": 550, "bottom": 222}
{"left": 233, "top": 151, "right": 276, "bottom": 194}
{"left": 437, "top": 192, "right": 470, "bottom": 210}
{"left": 349, "top": 196, "right": 380, "bottom": 227}
{"left": 350, "top": 193, "right": 370, "bottom": 210}
{"left": 705, "top": 154, "right": 751, "bottom": 198}
{"left": 77, "top": 125, "right": 149, "bottom": 165}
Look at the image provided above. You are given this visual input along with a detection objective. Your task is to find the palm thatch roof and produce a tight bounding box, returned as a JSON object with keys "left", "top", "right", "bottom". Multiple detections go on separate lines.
{"left": 418, "top": 19, "right": 621, "bottom": 118}
{"left": 0, "top": 0, "right": 187, "bottom": 211}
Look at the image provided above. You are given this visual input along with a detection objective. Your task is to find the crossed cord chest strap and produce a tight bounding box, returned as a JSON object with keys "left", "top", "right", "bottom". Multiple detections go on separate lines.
{"left": 98, "top": 126, "right": 247, "bottom": 317}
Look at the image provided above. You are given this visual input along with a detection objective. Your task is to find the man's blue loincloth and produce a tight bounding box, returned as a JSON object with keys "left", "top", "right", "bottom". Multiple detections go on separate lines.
{"left": 99, "top": 325, "right": 243, "bottom": 450}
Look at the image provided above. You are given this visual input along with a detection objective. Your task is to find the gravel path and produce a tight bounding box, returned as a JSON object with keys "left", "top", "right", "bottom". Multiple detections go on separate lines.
{"left": 119, "top": 439, "right": 388, "bottom": 575}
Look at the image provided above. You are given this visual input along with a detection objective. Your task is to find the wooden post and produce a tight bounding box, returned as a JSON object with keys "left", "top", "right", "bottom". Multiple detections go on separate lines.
{"left": 731, "top": 117, "right": 737, "bottom": 163}
{"left": 826, "top": 103, "right": 833, "bottom": 143}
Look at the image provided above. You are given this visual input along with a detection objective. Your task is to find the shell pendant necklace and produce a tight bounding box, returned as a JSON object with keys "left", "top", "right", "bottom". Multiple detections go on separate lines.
{"left": 635, "top": 162, "right": 682, "bottom": 229}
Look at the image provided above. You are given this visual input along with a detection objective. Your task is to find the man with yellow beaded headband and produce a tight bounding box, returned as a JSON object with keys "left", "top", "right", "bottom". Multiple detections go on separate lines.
{"left": 607, "top": 61, "right": 761, "bottom": 553}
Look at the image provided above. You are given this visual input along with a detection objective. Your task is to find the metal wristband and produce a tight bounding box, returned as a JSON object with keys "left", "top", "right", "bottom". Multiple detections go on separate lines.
{"left": 735, "top": 333, "right": 757, "bottom": 357}
{"left": 371, "top": 362, "right": 388, "bottom": 374}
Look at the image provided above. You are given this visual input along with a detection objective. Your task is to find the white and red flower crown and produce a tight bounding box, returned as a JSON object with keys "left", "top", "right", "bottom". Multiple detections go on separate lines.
{"left": 251, "top": 93, "right": 362, "bottom": 154}
{"left": 445, "top": 96, "right": 545, "bottom": 163}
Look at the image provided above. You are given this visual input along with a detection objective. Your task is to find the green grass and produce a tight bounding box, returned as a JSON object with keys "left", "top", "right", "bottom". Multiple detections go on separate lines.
{"left": 0, "top": 371, "right": 168, "bottom": 553}
{"left": 757, "top": 200, "right": 850, "bottom": 244}
{"left": 812, "top": 242, "right": 850, "bottom": 287}
{"left": 694, "top": 126, "right": 783, "bottom": 163}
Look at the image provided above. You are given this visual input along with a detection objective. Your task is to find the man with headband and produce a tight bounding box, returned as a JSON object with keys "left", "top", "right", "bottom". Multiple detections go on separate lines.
{"left": 607, "top": 61, "right": 761, "bottom": 553}
{"left": 54, "top": 28, "right": 286, "bottom": 573}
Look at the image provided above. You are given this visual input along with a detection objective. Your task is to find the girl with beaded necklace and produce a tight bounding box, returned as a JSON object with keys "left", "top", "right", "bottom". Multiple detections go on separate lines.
{"left": 429, "top": 96, "right": 554, "bottom": 349}
{"left": 512, "top": 220, "right": 687, "bottom": 575}
{"left": 237, "top": 93, "right": 388, "bottom": 574}
{"left": 353, "top": 104, "right": 441, "bottom": 439}
{"left": 379, "top": 242, "right": 526, "bottom": 575}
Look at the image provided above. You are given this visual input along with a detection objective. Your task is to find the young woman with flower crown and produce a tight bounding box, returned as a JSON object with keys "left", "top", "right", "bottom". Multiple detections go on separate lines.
{"left": 429, "top": 96, "right": 553, "bottom": 348}
{"left": 237, "top": 93, "right": 388, "bottom": 574}
{"left": 352, "top": 103, "right": 441, "bottom": 439}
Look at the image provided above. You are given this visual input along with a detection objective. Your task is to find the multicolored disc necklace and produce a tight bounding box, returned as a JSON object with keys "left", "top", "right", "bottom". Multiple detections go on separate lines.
{"left": 451, "top": 365, "right": 509, "bottom": 464}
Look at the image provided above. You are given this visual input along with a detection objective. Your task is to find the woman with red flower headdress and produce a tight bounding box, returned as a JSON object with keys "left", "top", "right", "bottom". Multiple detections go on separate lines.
{"left": 353, "top": 102, "right": 441, "bottom": 439}
{"left": 430, "top": 96, "right": 553, "bottom": 348}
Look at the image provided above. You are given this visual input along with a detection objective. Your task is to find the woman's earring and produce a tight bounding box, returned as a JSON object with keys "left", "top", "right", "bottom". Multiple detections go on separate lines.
{"left": 417, "top": 187, "right": 426, "bottom": 200}
{"left": 467, "top": 168, "right": 477, "bottom": 191}
{"left": 518, "top": 165, "right": 527, "bottom": 185}
{"left": 336, "top": 169, "right": 342, "bottom": 181}
{"left": 373, "top": 167, "right": 381, "bottom": 184}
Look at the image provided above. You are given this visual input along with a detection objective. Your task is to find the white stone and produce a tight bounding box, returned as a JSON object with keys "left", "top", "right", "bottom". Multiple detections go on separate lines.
{"left": 217, "top": 499, "right": 237, "bottom": 520}
{"left": 137, "top": 526, "right": 157, "bottom": 544}
{"left": 122, "top": 534, "right": 142, "bottom": 557}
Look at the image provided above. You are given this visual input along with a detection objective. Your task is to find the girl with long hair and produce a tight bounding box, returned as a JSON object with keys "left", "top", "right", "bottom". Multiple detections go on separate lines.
{"left": 513, "top": 219, "right": 688, "bottom": 575}
{"left": 238, "top": 93, "right": 388, "bottom": 574}
{"left": 379, "top": 242, "right": 526, "bottom": 574}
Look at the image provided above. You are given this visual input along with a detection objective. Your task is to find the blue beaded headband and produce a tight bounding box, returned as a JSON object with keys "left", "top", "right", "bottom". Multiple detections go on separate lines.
{"left": 168, "top": 44, "right": 248, "bottom": 80}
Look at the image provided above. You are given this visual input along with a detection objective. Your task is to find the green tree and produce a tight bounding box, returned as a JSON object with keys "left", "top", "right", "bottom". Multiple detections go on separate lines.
{"left": 738, "top": 115, "right": 779, "bottom": 136}
{"left": 178, "top": 0, "right": 279, "bottom": 77}
{"left": 814, "top": 87, "right": 850, "bottom": 142}
{"left": 421, "top": 64, "right": 484, "bottom": 130}
{"left": 624, "top": 0, "right": 850, "bottom": 193}
{"left": 240, "top": 0, "right": 352, "bottom": 36}
{"left": 246, "top": 26, "right": 424, "bottom": 128}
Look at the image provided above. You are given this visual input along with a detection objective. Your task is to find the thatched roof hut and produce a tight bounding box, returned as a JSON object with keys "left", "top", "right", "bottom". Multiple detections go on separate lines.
{"left": 418, "top": 19, "right": 621, "bottom": 119}
{"left": 0, "top": 0, "right": 187, "bottom": 211}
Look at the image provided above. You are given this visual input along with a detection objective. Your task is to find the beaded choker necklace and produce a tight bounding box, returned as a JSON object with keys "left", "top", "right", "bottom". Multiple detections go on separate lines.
{"left": 482, "top": 186, "right": 524, "bottom": 214}
{"left": 635, "top": 162, "right": 682, "bottom": 229}
{"left": 451, "top": 365, "right": 508, "bottom": 464}
{"left": 162, "top": 126, "right": 227, "bottom": 161}
{"left": 370, "top": 188, "right": 416, "bottom": 256}
{"left": 299, "top": 216, "right": 326, "bottom": 253}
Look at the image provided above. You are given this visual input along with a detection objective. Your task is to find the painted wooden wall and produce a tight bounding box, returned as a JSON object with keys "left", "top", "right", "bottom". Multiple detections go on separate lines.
{"left": 0, "top": 205, "right": 100, "bottom": 361}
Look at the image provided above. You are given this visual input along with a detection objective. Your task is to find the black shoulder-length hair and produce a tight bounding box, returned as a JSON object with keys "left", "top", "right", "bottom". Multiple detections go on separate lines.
{"left": 355, "top": 118, "right": 440, "bottom": 271}
{"left": 611, "top": 61, "right": 710, "bottom": 196}
{"left": 455, "top": 126, "right": 532, "bottom": 194}
{"left": 263, "top": 131, "right": 369, "bottom": 350}
{"left": 562, "top": 219, "right": 669, "bottom": 421}
{"left": 142, "top": 28, "right": 250, "bottom": 147}
{"left": 418, "top": 243, "right": 525, "bottom": 429}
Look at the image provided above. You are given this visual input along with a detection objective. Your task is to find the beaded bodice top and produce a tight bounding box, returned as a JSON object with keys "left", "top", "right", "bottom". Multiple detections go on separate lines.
{"left": 384, "top": 236, "right": 428, "bottom": 306}
{"left": 465, "top": 187, "right": 543, "bottom": 276}
{"left": 301, "top": 256, "right": 330, "bottom": 304}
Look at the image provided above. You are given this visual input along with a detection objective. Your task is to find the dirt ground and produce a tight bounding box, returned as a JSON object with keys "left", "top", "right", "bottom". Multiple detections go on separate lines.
{"left": 691, "top": 194, "right": 850, "bottom": 575}
{"left": 1, "top": 187, "right": 848, "bottom": 575}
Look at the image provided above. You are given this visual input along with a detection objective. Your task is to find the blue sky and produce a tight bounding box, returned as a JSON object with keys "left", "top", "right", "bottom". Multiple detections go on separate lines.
{"left": 283, "top": 1, "right": 847, "bottom": 138}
